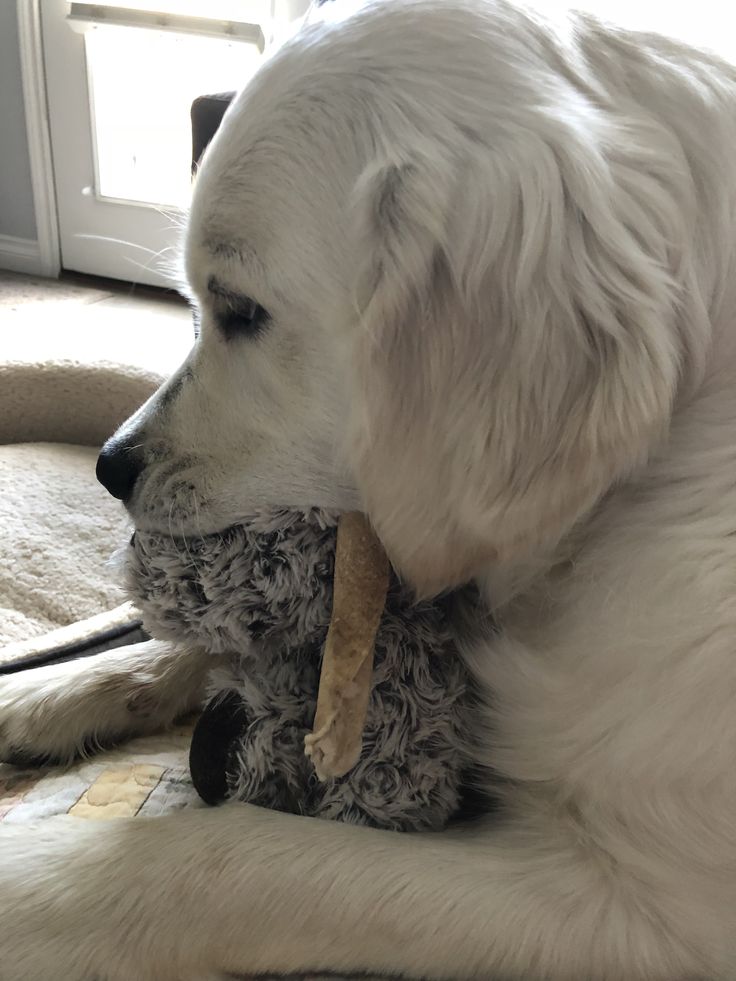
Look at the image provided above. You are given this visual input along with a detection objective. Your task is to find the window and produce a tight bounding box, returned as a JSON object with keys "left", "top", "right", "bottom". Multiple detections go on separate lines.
{"left": 42, "top": 0, "right": 307, "bottom": 286}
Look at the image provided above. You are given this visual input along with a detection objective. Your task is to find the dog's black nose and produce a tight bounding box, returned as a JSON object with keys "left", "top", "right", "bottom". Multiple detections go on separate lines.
{"left": 96, "top": 438, "right": 144, "bottom": 502}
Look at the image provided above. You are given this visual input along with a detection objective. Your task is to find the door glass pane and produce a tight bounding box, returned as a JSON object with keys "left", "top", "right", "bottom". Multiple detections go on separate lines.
{"left": 86, "top": 25, "right": 262, "bottom": 208}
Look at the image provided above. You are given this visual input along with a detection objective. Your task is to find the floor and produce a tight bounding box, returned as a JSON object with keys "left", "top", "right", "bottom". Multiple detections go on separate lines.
{"left": 0, "top": 270, "right": 193, "bottom": 377}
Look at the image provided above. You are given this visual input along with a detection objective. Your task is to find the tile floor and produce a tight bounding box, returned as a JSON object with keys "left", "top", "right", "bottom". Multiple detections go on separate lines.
{"left": 0, "top": 270, "right": 193, "bottom": 378}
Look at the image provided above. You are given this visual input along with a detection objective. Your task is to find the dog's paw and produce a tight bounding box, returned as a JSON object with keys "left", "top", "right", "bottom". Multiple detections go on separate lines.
{"left": 0, "top": 641, "right": 212, "bottom": 767}
{"left": 0, "top": 663, "right": 102, "bottom": 764}
{"left": 0, "top": 668, "right": 73, "bottom": 764}
{"left": 0, "top": 650, "right": 175, "bottom": 765}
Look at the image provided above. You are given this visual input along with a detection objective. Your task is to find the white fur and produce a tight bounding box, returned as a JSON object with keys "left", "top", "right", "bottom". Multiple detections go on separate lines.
{"left": 0, "top": 640, "right": 212, "bottom": 764}
{"left": 3, "top": 1, "right": 736, "bottom": 977}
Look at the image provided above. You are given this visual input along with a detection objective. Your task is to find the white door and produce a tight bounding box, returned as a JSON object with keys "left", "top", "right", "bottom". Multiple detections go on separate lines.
{"left": 41, "top": 0, "right": 306, "bottom": 288}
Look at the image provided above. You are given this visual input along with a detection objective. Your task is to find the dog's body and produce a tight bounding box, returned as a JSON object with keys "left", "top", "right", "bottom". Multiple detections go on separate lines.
{"left": 3, "top": 1, "right": 736, "bottom": 977}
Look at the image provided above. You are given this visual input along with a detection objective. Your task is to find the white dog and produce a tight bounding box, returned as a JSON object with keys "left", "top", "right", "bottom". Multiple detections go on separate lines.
{"left": 3, "top": 1, "right": 736, "bottom": 977}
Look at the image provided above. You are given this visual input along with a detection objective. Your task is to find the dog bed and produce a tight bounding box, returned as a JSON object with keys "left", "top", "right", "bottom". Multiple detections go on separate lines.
{"left": 0, "top": 358, "right": 160, "bottom": 667}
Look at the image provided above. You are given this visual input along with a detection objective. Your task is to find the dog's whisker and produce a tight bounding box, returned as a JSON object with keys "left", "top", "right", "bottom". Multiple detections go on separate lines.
{"left": 191, "top": 489, "right": 205, "bottom": 541}
{"left": 166, "top": 499, "right": 181, "bottom": 559}
{"left": 73, "top": 233, "right": 174, "bottom": 258}
{"left": 153, "top": 204, "right": 189, "bottom": 228}
{"left": 178, "top": 499, "right": 203, "bottom": 578}
{"left": 73, "top": 233, "right": 183, "bottom": 286}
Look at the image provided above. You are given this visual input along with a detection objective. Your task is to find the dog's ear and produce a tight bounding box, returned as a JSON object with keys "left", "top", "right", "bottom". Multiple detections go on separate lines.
{"left": 349, "top": 140, "right": 684, "bottom": 597}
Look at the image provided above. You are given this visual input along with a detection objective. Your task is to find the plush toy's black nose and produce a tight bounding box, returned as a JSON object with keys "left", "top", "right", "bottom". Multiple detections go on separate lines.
{"left": 96, "top": 438, "right": 144, "bottom": 502}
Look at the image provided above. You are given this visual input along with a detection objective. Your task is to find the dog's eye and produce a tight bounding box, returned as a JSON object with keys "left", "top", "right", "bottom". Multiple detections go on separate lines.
{"left": 217, "top": 298, "right": 270, "bottom": 340}
{"left": 206, "top": 276, "right": 269, "bottom": 340}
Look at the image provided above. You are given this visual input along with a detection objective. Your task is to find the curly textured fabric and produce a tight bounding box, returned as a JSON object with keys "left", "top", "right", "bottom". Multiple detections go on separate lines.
{"left": 125, "top": 509, "right": 476, "bottom": 831}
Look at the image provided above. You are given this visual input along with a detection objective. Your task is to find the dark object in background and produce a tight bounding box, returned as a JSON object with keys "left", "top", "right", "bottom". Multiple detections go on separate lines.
{"left": 191, "top": 92, "right": 235, "bottom": 174}
{"left": 190, "top": 91, "right": 235, "bottom": 340}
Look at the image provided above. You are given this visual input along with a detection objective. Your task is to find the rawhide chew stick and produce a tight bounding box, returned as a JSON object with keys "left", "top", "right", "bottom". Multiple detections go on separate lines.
{"left": 304, "top": 511, "right": 390, "bottom": 781}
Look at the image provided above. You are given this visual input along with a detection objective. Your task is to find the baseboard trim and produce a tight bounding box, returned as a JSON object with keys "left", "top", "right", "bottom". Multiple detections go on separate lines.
{"left": 0, "top": 234, "right": 45, "bottom": 276}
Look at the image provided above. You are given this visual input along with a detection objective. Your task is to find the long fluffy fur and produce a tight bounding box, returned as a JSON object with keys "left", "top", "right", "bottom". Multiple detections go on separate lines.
{"left": 127, "top": 510, "right": 475, "bottom": 831}
{"left": 2, "top": 1, "right": 736, "bottom": 978}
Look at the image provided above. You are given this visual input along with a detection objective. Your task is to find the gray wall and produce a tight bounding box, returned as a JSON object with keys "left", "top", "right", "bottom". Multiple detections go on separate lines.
{"left": 0, "top": 3, "right": 38, "bottom": 241}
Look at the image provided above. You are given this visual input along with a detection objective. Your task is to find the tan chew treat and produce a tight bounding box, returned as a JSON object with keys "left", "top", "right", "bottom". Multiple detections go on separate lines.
{"left": 304, "top": 512, "right": 390, "bottom": 781}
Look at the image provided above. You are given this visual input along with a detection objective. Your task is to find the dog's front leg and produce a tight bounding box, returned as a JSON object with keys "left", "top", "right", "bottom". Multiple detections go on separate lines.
{"left": 0, "top": 800, "right": 716, "bottom": 981}
{"left": 0, "top": 639, "right": 213, "bottom": 763}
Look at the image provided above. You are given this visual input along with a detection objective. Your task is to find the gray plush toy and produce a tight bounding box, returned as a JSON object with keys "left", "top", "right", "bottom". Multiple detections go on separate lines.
{"left": 125, "top": 508, "right": 480, "bottom": 832}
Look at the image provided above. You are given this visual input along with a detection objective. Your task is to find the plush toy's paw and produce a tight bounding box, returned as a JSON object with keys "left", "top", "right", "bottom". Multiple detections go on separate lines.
{"left": 189, "top": 691, "right": 250, "bottom": 805}
{"left": 190, "top": 689, "right": 311, "bottom": 814}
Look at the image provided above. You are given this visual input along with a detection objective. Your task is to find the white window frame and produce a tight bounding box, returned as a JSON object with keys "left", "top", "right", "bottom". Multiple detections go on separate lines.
{"left": 17, "top": 0, "right": 307, "bottom": 286}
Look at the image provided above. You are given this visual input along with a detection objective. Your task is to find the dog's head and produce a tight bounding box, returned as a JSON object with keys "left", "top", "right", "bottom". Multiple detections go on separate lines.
{"left": 98, "top": 0, "right": 684, "bottom": 598}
